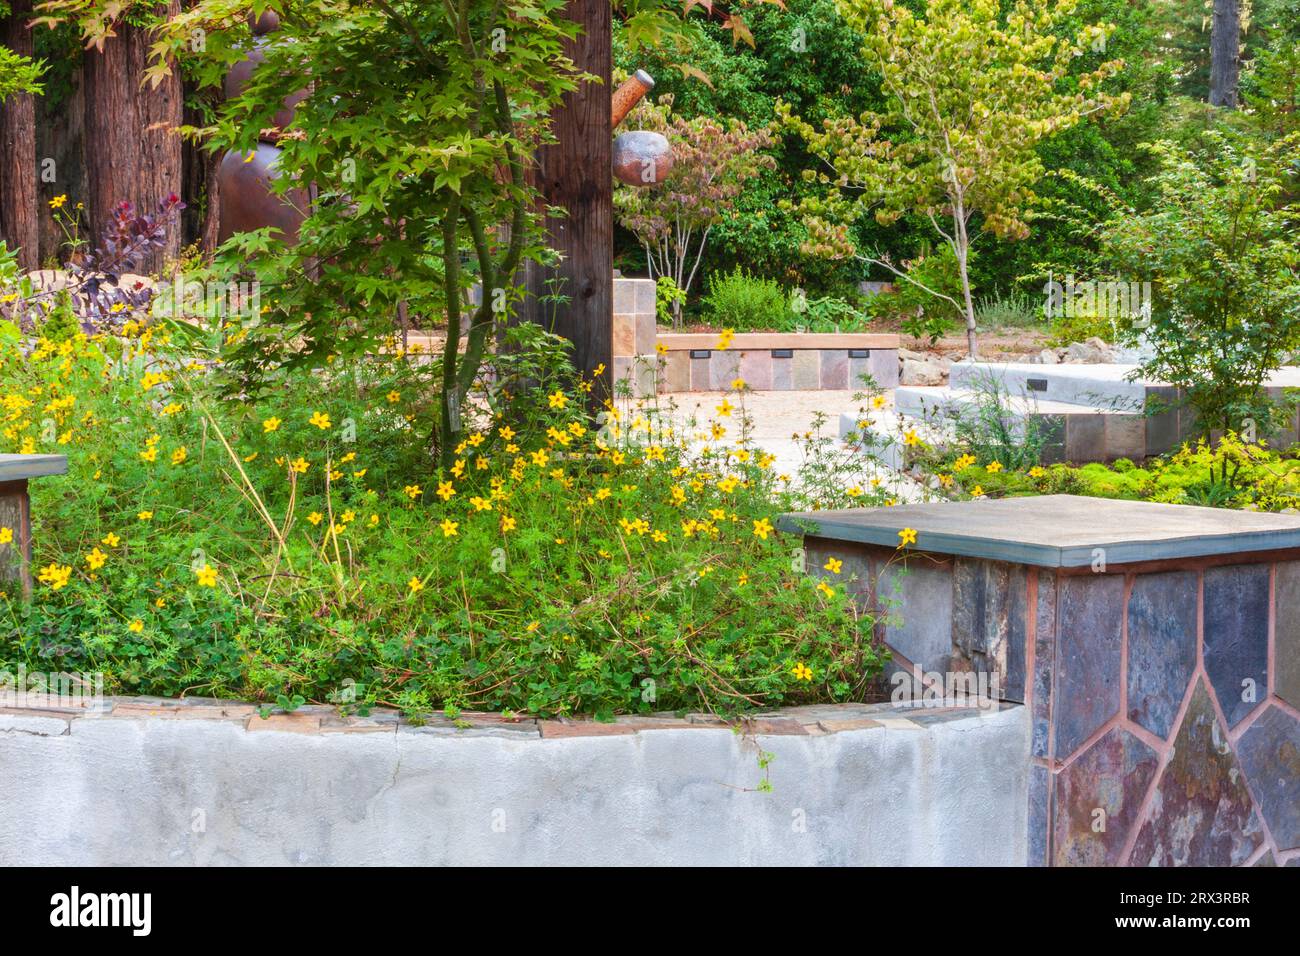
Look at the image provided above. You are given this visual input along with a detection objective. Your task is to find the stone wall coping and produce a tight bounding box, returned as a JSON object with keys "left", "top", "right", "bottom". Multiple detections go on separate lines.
{"left": 0, "top": 454, "right": 68, "bottom": 482}
{"left": 656, "top": 332, "right": 900, "bottom": 350}
{"left": 0, "top": 694, "right": 1013, "bottom": 739}
{"left": 779, "top": 494, "right": 1300, "bottom": 568}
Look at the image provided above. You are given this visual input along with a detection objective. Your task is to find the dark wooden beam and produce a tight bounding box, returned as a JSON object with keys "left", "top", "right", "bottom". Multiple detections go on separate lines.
{"left": 523, "top": 0, "right": 612, "bottom": 409}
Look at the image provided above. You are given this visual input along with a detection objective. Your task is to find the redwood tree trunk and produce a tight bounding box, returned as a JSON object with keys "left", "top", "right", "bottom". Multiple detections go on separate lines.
{"left": 1209, "top": 0, "right": 1241, "bottom": 108}
{"left": 81, "top": 1, "right": 184, "bottom": 274}
{"left": 0, "top": 0, "right": 39, "bottom": 271}
{"left": 522, "top": 0, "right": 612, "bottom": 410}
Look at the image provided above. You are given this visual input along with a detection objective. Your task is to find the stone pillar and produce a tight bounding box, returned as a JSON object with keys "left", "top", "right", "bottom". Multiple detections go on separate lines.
{"left": 780, "top": 494, "right": 1300, "bottom": 867}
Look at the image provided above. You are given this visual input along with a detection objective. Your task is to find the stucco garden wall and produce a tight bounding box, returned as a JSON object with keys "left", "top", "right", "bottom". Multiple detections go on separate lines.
{"left": 0, "top": 698, "right": 1028, "bottom": 866}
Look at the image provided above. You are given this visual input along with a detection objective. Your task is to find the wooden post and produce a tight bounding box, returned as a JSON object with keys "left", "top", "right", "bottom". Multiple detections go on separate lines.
{"left": 523, "top": 0, "right": 613, "bottom": 409}
{"left": 0, "top": 0, "right": 39, "bottom": 271}
{"left": 0, "top": 455, "right": 68, "bottom": 600}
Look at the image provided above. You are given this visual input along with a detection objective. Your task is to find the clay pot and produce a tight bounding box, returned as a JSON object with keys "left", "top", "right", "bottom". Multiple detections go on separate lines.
{"left": 612, "top": 131, "right": 673, "bottom": 187}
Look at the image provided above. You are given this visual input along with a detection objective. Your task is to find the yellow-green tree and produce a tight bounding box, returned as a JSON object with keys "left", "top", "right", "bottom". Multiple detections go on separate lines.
{"left": 781, "top": 0, "right": 1128, "bottom": 356}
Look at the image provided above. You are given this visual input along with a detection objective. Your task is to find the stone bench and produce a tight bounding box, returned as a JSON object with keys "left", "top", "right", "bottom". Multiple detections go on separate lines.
{"left": 778, "top": 494, "right": 1300, "bottom": 867}
{"left": 0, "top": 454, "right": 69, "bottom": 597}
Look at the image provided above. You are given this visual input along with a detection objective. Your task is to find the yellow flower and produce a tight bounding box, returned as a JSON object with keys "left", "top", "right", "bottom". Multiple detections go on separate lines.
{"left": 938, "top": 473, "right": 954, "bottom": 488}
{"left": 128, "top": 619, "right": 144, "bottom": 634}
{"left": 408, "top": 577, "right": 425, "bottom": 593}
{"left": 49, "top": 194, "right": 68, "bottom": 210}
{"left": 871, "top": 395, "right": 887, "bottom": 410}
{"left": 737, "top": 572, "right": 749, "bottom": 586}
{"left": 903, "top": 429, "right": 921, "bottom": 448}
{"left": 731, "top": 378, "right": 747, "bottom": 391}
{"left": 137, "top": 511, "right": 153, "bottom": 521}
{"left": 525, "top": 620, "right": 540, "bottom": 633}
{"left": 898, "top": 527, "right": 918, "bottom": 547}
{"left": 970, "top": 485, "right": 986, "bottom": 499}
{"left": 85, "top": 548, "right": 107, "bottom": 571}
{"left": 791, "top": 662, "right": 813, "bottom": 682}
{"left": 752, "top": 517, "right": 774, "bottom": 540}
{"left": 440, "top": 518, "right": 459, "bottom": 537}
{"left": 548, "top": 390, "right": 567, "bottom": 409}
{"left": 171, "top": 446, "right": 187, "bottom": 465}
{"left": 195, "top": 564, "right": 219, "bottom": 587}
{"left": 1028, "top": 466, "right": 1046, "bottom": 479}
{"left": 306, "top": 512, "right": 324, "bottom": 526}
{"left": 715, "top": 399, "right": 734, "bottom": 418}
{"left": 816, "top": 580, "right": 835, "bottom": 598}
{"left": 101, "top": 532, "right": 120, "bottom": 548}
{"left": 953, "top": 454, "right": 976, "bottom": 472}
{"left": 716, "top": 329, "right": 735, "bottom": 351}
{"left": 37, "top": 563, "right": 72, "bottom": 590}
{"left": 309, "top": 411, "right": 332, "bottom": 430}
{"left": 0, "top": 527, "right": 12, "bottom": 544}
{"left": 823, "top": 557, "right": 843, "bottom": 574}
{"left": 139, "top": 447, "right": 158, "bottom": 463}
{"left": 262, "top": 417, "right": 282, "bottom": 433}
{"left": 387, "top": 390, "right": 401, "bottom": 403}
{"left": 500, "top": 515, "right": 517, "bottom": 532}
{"left": 435, "top": 481, "right": 454, "bottom": 501}
{"left": 986, "top": 461, "right": 1003, "bottom": 474}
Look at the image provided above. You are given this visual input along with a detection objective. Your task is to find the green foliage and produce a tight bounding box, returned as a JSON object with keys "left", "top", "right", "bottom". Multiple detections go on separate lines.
{"left": 781, "top": 0, "right": 1129, "bottom": 355}
{"left": 701, "top": 267, "right": 791, "bottom": 331}
{"left": 0, "top": 37, "right": 44, "bottom": 102}
{"left": 1101, "top": 133, "right": 1300, "bottom": 449}
{"left": 0, "top": 326, "right": 890, "bottom": 717}
{"left": 922, "top": 433, "right": 1300, "bottom": 514}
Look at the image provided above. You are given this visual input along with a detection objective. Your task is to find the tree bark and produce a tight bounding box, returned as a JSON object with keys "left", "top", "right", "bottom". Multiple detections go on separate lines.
{"left": 0, "top": 0, "right": 39, "bottom": 271}
{"left": 1209, "top": 0, "right": 1241, "bottom": 108}
{"left": 81, "top": 1, "right": 184, "bottom": 274}
{"left": 522, "top": 0, "right": 612, "bottom": 410}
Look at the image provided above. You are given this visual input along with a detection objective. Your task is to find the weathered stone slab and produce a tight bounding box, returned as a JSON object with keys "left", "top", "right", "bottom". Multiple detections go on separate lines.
{"left": 1126, "top": 571, "right": 1198, "bottom": 740}
{"left": 819, "top": 350, "right": 848, "bottom": 389}
{"left": 1052, "top": 727, "right": 1158, "bottom": 866}
{"left": 1235, "top": 706, "right": 1300, "bottom": 851}
{"left": 778, "top": 495, "right": 1300, "bottom": 568}
{"left": 952, "top": 558, "right": 1027, "bottom": 701}
{"left": 1028, "top": 763, "right": 1049, "bottom": 867}
{"left": 1203, "top": 564, "right": 1270, "bottom": 727}
{"left": 878, "top": 559, "right": 954, "bottom": 677}
{"left": 1031, "top": 570, "right": 1056, "bottom": 759}
{"left": 1274, "top": 561, "right": 1300, "bottom": 710}
{"left": 1129, "top": 680, "right": 1263, "bottom": 866}
{"left": 1053, "top": 574, "right": 1124, "bottom": 759}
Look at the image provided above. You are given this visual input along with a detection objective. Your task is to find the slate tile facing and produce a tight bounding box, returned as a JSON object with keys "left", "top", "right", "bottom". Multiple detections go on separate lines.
{"left": 1235, "top": 705, "right": 1300, "bottom": 852}
{"left": 1126, "top": 570, "right": 1198, "bottom": 740}
{"left": 1203, "top": 564, "right": 1270, "bottom": 727}
{"left": 1053, "top": 573, "right": 1124, "bottom": 759}
{"left": 1129, "top": 680, "right": 1264, "bottom": 866}
{"left": 1028, "top": 763, "right": 1050, "bottom": 868}
{"left": 1031, "top": 570, "right": 1057, "bottom": 759}
{"left": 952, "top": 558, "right": 1028, "bottom": 702}
{"left": 1052, "top": 727, "right": 1158, "bottom": 866}
{"left": 1274, "top": 561, "right": 1300, "bottom": 710}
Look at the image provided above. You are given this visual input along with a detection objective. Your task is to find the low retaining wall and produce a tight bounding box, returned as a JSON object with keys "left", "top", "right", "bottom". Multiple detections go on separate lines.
{"left": 611, "top": 278, "right": 901, "bottom": 396}
{"left": 0, "top": 697, "right": 1028, "bottom": 866}
{"left": 782, "top": 495, "right": 1300, "bottom": 867}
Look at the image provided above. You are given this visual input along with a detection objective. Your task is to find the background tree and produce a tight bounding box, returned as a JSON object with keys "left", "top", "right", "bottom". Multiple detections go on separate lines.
{"left": 781, "top": 0, "right": 1128, "bottom": 356}
{"left": 0, "top": 0, "right": 43, "bottom": 270}
{"left": 1209, "top": 0, "right": 1242, "bottom": 108}
{"left": 1102, "top": 133, "right": 1300, "bottom": 458}
{"left": 614, "top": 91, "right": 775, "bottom": 327}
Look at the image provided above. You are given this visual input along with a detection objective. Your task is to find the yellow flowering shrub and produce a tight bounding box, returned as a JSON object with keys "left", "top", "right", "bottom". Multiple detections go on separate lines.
{"left": 0, "top": 321, "right": 890, "bottom": 718}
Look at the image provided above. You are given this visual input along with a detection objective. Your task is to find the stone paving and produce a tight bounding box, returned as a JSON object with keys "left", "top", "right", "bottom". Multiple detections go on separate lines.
{"left": 636, "top": 388, "right": 924, "bottom": 500}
